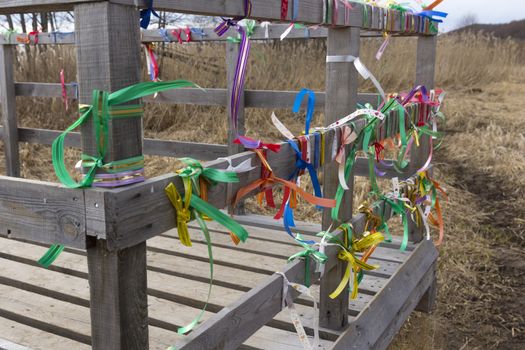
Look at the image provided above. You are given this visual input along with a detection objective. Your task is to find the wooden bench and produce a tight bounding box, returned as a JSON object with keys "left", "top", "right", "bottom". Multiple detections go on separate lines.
{"left": 0, "top": 1, "right": 440, "bottom": 349}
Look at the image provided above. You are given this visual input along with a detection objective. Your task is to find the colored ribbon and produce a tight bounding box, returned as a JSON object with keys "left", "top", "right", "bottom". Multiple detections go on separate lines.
{"left": 288, "top": 236, "right": 327, "bottom": 288}
{"left": 292, "top": 89, "right": 315, "bottom": 135}
{"left": 277, "top": 271, "right": 320, "bottom": 350}
{"left": 140, "top": 0, "right": 160, "bottom": 29}
{"left": 60, "top": 69, "right": 68, "bottom": 111}
{"left": 234, "top": 149, "right": 336, "bottom": 215}
{"left": 334, "top": 126, "right": 358, "bottom": 191}
{"left": 214, "top": 0, "right": 252, "bottom": 133}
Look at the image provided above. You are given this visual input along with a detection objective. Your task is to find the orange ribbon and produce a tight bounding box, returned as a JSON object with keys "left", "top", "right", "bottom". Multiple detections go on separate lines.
{"left": 233, "top": 149, "right": 336, "bottom": 210}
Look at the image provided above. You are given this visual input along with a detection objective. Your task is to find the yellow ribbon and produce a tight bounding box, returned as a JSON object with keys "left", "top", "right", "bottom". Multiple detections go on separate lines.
{"left": 329, "top": 225, "right": 384, "bottom": 300}
{"left": 165, "top": 178, "right": 193, "bottom": 247}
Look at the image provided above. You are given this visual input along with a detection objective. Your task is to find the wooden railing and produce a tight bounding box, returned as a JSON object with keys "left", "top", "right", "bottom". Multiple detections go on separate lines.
{"left": 0, "top": 1, "right": 438, "bottom": 349}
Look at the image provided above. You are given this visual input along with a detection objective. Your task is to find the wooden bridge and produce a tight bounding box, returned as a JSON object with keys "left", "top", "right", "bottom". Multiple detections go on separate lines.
{"left": 0, "top": 1, "right": 441, "bottom": 349}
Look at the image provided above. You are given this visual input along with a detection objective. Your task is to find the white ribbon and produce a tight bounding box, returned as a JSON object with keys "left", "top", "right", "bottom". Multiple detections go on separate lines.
{"left": 217, "top": 158, "right": 255, "bottom": 173}
{"left": 326, "top": 108, "right": 386, "bottom": 129}
{"left": 280, "top": 23, "right": 295, "bottom": 41}
{"left": 276, "top": 272, "right": 319, "bottom": 350}
{"left": 260, "top": 21, "right": 271, "bottom": 39}
{"left": 271, "top": 112, "right": 296, "bottom": 140}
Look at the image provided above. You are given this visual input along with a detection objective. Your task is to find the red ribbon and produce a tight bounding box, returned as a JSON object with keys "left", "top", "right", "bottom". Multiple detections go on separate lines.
{"left": 281, "top": 0, "right": 289, "bottom": 20}
{"left": 60, "top": 69, "right": 68, "bottom": 111}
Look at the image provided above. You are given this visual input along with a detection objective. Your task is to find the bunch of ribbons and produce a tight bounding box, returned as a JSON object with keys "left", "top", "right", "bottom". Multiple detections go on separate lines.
{"left": 39, "top": 80, "right": 200, "bottom": 268}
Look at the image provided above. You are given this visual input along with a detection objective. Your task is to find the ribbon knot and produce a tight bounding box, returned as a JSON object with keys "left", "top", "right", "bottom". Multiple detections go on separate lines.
{"left": 288, "top": 237, "right": 327, "bottom": 287}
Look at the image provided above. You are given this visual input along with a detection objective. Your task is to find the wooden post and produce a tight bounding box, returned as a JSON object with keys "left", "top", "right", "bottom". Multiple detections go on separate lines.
{"left": 408, "top": 35, "right": 437, "bottom": 243}
{"left": 0, "top": 44, "right": 20, "bottom": 177}
{"left": 75, "top": 3, "right": 149, "bottom": 349}
{"left": 226, "top": 41, "right": 246, "bottom": 215}
{"left": 320, "top": 27, "right": 361, "bottom": 330}
{"left": 412, "top": 35, "right": 438, "bottom": 313}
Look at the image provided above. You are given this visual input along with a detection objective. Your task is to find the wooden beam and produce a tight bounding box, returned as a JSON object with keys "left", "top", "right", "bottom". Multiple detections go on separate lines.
{"left": 87, "top": 238, "right": 149, "bottom": 350}
{"left": 331, "top": 240, "right": 438, "bottom": 350}
{"left": 0, "top": 0, "right": 103, "bottom": 14}
{"left": 320, "top": 26, "right": 360, "bottom": 331}
{"left": 13, "top": 82, "right": 382, "bottom": 110}
{"left": 408, "top": 35, "right": 437, "bottom": 243}
{"left": 15, "top": 82, "right": 78, "bottom": 99}
{"left": 0, "top": 126, "right": 228, "bottom": 160}
{"left": 75, "top": 2, "right": 149, "bottom": 350}
{"left": 0, "top": 44, "right": 20, "bottom": 177}
{"left": 0, "top": 176, "right": 87, "bottom": 248}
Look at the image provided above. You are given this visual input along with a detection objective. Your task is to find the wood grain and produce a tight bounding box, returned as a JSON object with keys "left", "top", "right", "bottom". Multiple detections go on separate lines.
{"left": 0, "top": 176, "right": 86, "bottom": 248}
{"left": 0, "top": 44, "right": 20, "bottom": 177}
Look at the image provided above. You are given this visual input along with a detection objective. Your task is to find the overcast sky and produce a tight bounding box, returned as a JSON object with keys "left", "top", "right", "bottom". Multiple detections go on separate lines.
{"left": 429, "top": 0, "right": 525, "bottom": 31}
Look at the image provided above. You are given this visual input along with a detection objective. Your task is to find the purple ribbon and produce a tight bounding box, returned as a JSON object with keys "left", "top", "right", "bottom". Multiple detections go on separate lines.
{"left": 215, "top": 0, "right": 252, "bottom": 132}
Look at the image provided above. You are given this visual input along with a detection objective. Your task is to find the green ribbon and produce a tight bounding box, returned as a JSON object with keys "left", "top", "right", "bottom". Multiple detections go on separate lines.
{"left": 39, "top": 80, "right": 198, "bottom": 269}
{"left": 165, "top": 158, "right": 250, "bottom": 335}
{"left": 288, "top": 235, "right": 327, "bottom": 287}
{"left": 52, "top": 80, "right": 198, "bottom": 189}
{"left": 227, "top": 19, "right": 256, "bottom": 43}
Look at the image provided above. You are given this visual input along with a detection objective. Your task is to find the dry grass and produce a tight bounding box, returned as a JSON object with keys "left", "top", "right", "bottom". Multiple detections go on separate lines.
{"left": 1, "top": 32, "right": 524, "bottom": 349}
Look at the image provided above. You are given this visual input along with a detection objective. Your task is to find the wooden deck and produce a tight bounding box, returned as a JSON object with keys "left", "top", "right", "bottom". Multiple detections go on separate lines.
{"left": 0, "top": 215, "right": 429, "bottom": 350}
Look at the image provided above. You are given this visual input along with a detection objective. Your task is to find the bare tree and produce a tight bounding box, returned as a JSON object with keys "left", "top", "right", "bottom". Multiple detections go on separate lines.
{"left": 457, "top": 13, "right": 478, "bottom": 28}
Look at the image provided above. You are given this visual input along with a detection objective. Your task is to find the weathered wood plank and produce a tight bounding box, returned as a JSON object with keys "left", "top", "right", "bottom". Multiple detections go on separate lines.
{"left": 369, "top": 263, "right": 437, "bottom": 349}
{"left": 0, "top": 317, "right": 90, "bottom": 350}
{"left": 12, "top": 82, "right": 381, "bottom": 110}
{"left": 320, "top": 26, "right": 361, "bottom": 331}
{"left": 0, "top": 44, "right": 20, "bottom": 177}
{"left": 75, "top": 2, "right": 149, "bottom": 350}
{"left": 0, "top": 176, "right": 86, "bottom": 248}
{"left": 14, "top": 82, "right": 78, "bottom": 99}
{"left": 0, "top": 126, "right": 227, "bottom": 160}
{"left": 0, "top": 0, "right": 102, "bottom": 14}
{"left": 331, "top": 240, "right": 438, "bottom": 349}
{"left": 86, "top": 239, "right": 149, "bottom": 350}
{"left": 408, "top": 35, "right": 437, "bottom": 243}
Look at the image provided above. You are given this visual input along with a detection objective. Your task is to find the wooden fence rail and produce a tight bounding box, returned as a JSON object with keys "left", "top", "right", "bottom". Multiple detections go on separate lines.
{"left": 0, "top": 1, "right": 439, "bottom": 349}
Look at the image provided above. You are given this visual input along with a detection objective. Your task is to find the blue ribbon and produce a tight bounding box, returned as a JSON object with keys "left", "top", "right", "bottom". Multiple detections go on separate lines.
{"left": 417, "top": 10, "right": 448, "bottom": 23}
{"left": 292, "top": 0, "right": 299, "bottom": 21}
{"left": 191, "top": 28, "right": 208, "bottom": 38}
{"left": 140, "top": 0, "right": 160, "bottom": 29}
{"left": 158, "top": 28, "right": 171, "bottom": 42}
{"left": 292, "top": 89, "right": 316, "bottom": 135}
{"left": 287, "top": 140, "right": 323, "bottom": 204}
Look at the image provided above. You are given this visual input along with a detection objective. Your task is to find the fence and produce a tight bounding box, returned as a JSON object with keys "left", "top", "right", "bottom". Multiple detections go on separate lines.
{"left": 0, "top": 1, "right": 441, "bottom": 349}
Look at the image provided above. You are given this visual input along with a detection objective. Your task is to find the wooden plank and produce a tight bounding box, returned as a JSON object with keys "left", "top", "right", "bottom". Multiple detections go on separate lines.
{"left": 87, "top": 239, "right": 149, "bottom": 350}
{"left": 75, "top": 2, "right": 149, "bottom": 350}
{"left": 0, "top": 338, "right": 32, "bottom": 350}
{"left": 0, "top": 237, "right": 334, "bottom": 349}
{"left": 11, "top": 82, "right": 380, "bottom": 110}
{"left": 331, "top": 240, "right": 438, "bottom": 349}
{"left": 14, "top": 82, "right": 78, "bottom": 98}
{"left": 75, "top": 1, "right": 142, "bottom": 172}
{"left": 0, "top": 176, "right": 87, "bottom": 248}
{"left": 113, "top": 0, "right": 364, "bottom": 28}
{"left": 0, "top": 126, "right": 227, "bottom": 160}
{"left": 0, "top": 0, "right": 102, "bottom": 14}
{"left": 320, "top": 26, "right": 360, "bottom": 331}
{"left": 408, "top": 35, "right": 437, "bottom": 243}
{"left": 0, "top": 44, "right": 20, "bottom": 177}
{"left": 370, "top": 264, "right": 437, "bottom": 349}
{"left": 0, "top": 317, "right": 90, "bottom": 350}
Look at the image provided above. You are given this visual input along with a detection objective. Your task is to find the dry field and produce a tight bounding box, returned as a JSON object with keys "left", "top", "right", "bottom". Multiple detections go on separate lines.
{"left": 1, "top": 32, "right": 524, "bottom": 349}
